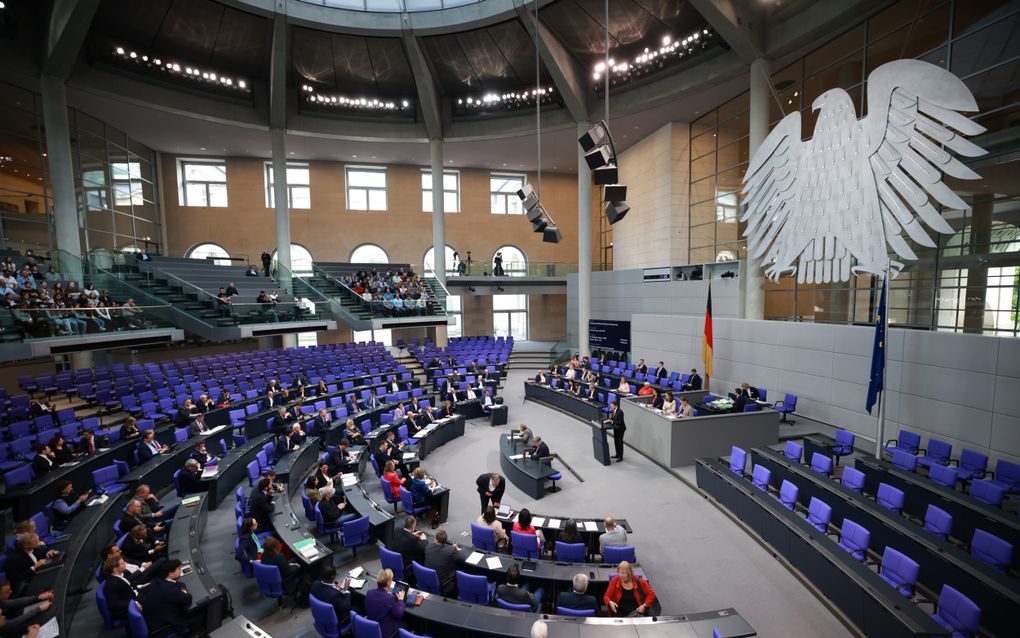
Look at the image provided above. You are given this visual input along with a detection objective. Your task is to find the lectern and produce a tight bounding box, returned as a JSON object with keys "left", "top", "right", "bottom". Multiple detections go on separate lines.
{"left": 591, "top": 421, "right": 611, "bottom": 466}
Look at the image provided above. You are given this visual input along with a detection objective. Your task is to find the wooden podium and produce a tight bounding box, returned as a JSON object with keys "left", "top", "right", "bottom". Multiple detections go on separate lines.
{"left": 591, "top": 421, "right": 611, "bottom": 466}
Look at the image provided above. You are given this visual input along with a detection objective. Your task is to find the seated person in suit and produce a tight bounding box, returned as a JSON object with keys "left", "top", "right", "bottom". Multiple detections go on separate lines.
{"left": 481, "top": 389, "right": 494, "bottom": 413}
{"left": 173, "top": 398, "right": 196, "bottom": 429}
{"left": 101, "top": 544, "right": 160, "bottom": 585}
{"left": 364, "top": 569, "right": 406, "bottom": 638}
{"left": 51, "top": 480, "right": 90, "bottom": 527}
{"left": 326, "top": 440, "right": 355, "bottom": 476}
{"left": 260, "top": 537, "right": 300, "bottom": 594}
{"left": 558, "top": 573, "right": 599, "bottom": 614}
{"left": 136, "top": 429, "right": 169, "bottom": 462}
{"left": 317, "top": 485, "right": 358, "bottom": 526}
{"left": 79, "top": 429, "right": 97, "bottom": 456}
{"left": 5, "top": 533, "right": 60, "bottom": 594}
{"left": 678, "top": 396, "right": 695, "bottom": 418}
{"left": 272, "top": 406, "right": 294, "bottom": 434}
{"left": 102, "top": 556, "right": 140, "bottom": 623}
{"left": 187, "top": 412, "right": 210, "bottom": 437}
{"left": 410, "top": 467, "right": 441, "bottom": 528}
{"left": 48, "top": 434, "right": 77, "bottom": 465}
{"left": 248, "top": 478, "right": 276, "bottom": 530}
{"left": 516, "top": 423, "right": 535, "bottom": 448}
{"left": 139, "top": 559, "right": 193, "bottom": 635}
{"left": 525, "top": 436, "right": 550, "bottom": 461}
{"left": 0, "top": 576, "right": 53, "bottom": 634}
{"left": 123, "top": 524, "right": 167, "bottom": 564}
{"left": 604, "top": 561, "right": 656, "bottom": 617}
{"left": 234, "top": 517, "right": 262, "bottom": 571}
{"left": 189, "top": 441, "right": 216, "bottom": 467}
{"left": 496, "top": 564, "right": 543, "bottom": 611}
{"left": 558, "top": 519, "right": 583, "bottom": 545}
{"left": 423, "top": 529, "right": 463, "bottom": 597}
{"left": 313, "top": 408, "right": 332, "bottom": 434}
{"left": 310, "top": 564, "right": 351, "bottom": 627}
{"left": 386, "top": 516, "right": 427, "bottom": 576}
{"left": 382, "top": 460, "right": 405, "bottom": 502}
{"left": 135, "top": 484, "right": 178, "bottom": 525}
{"left": 119, "top": 416, "right": 141, "bottom": 440}
{"left": 661, "top": 392, "right": 677, "bottom": 415}
{"left": 196, "top": 393, "right": 215, "bottom": 413}
{"left": 440, "top": 400, "right": 455, "bottom": 418}
{"left": 121, "top": 498, "right": 167, "bottom": 536}
{"left": 682, "top": 368, "right": 702, "bottom": 391}
{"left": 282, "top": 422, "right": 306, "bottom": 453}
{"left": 598, "top": 517, "right": 628, "bottom": 557}
{"left": 30, "top": 444, "right": 56, "bottom": 476}
{"left": 178, "top": 459, "right": 204, "bottom": 494}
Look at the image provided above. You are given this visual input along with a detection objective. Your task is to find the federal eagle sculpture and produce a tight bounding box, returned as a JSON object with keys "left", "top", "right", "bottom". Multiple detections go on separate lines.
{"left": 741, "top": 60, "right": 987, "bottom": 283}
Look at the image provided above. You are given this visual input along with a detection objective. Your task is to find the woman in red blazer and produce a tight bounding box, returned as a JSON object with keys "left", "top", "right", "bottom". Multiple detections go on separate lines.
{"left": 604, "top": 561, "right": 657, "bottom": 617}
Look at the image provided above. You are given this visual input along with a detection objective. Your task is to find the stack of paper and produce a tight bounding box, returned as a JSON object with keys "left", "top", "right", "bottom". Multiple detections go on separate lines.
{"left": 349, "top": 566, "right": 365, "bottom": 578}
{"left": 485, "top": 556, "right": 502, "bottom": 569}
{"left": 465, "top": 552, "right": 484, "bottom": 565}
{"left": 532, "top": 517, "right": 546, "bottom": 527}
{"left": 547, "top": 519, "right": 561, "bottom": 528}
{"left": 402, "top": 452, "right": 416, "bottom": 460}
{"left": 508, "top": 454, "right": 524, "bottom": 460}
{"left": 299, "top": 545, "right": 319, "bottom": 559}
{"left": 37, "top": 617, "right": 58, "bottom": 638}
{"left": 583, "top": 521, "right": 599, "bottom": 532}
{"left": 348, "top": 578, "right": 366, "bottom": 589}
{"left": 182, "top": 495, "right": 202, "bottom": 506}
{"left": 295, "top": 538, "right": 318, "bottom": 559}
{"left": 201, "top": 467, "right": 219, "bottom": 478}
{"left": 88, "top": 494, "right": 110, "bottom": 507}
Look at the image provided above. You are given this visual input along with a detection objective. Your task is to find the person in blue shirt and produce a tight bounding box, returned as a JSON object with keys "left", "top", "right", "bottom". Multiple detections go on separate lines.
{"left": 410, "top": 467, "right": 440, "bottom": 529}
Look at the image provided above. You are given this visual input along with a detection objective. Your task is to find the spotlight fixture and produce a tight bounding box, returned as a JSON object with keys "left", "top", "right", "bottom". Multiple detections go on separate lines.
{"left": 454, "top": 86, "right": 558, "bottom": 116}
{"left": 108, "top": 43, "right": 251, "bottom": 95}
{"left": 579, "top": 120, "right": 629, "bottom": 225}
{"left": 300, "top": 84, "right": 413, "bottom": 114}
{"left": 591, "top": 27, "right": 715, "bottom": 92}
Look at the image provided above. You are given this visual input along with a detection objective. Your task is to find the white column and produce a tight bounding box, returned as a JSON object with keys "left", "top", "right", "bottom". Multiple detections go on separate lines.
{"left": 40, "top": 75, "right": 82, "bottom": 280}
{"left": 577, "top": 121, "right": 592, "bottom": 356}
{"left": 70, "top": 350, "right": 93, "bottom": 371}
{"left": 430, "top": 139, "right": 449, "bottom": 344}
{"left": 744, "top": 58, "right": 770, "bottom": 320}
{"left": 271, "top": 128, "right": 291, "bottom": 277}
{"left": 281, "top": 334, "right": 298, "bottom": 348}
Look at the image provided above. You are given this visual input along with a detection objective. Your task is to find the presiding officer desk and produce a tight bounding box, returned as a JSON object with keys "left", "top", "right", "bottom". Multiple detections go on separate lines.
{"left": 495, "top": 508, "right": 633, "bottom": 560}
{"left": 695, "top": 458, "right": 946, "bottom": 637}
{"left": 1, "top": 423, "right": 177, "bottom": 520}
{"left": 854, "top": 455, "right": 1020, "bottom": 571}
{"left": 750, "top": 446, "right": 1019, "bottom": 638}
{"left": 623, "top": 396, "right": 776, "bottom": 468}
{"left": 346, "top": 569, "right": 755, "bottom": 638}
{"left": 499, "top": 431, "right": 559, "bottom": 500}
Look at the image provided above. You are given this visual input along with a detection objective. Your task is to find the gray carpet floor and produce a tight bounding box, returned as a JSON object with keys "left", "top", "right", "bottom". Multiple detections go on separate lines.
{"left": 74, "top": 367, "right": 853, "bottom": 638}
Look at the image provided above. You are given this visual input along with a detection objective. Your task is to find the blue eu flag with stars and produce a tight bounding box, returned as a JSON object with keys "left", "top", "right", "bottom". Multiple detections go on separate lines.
{"left": 866, "top": 278, "right": 887, "bottom": 415}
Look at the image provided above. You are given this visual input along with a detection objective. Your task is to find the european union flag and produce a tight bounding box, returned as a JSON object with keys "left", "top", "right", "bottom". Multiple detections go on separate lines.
{"left": 866, "top": 278, "right": 888, "bottom": 414}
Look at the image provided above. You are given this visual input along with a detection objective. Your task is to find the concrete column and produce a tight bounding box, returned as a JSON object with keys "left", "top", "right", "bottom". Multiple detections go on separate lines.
{"left": 40, "top": 75, "right": 82, "bottom": 281}
{"left": 70, "top": 350, "right": 93, "bottom": 371}
{"left": 281, "top": 334, "right": 298, "bottom": 349}
{"left": 271, "top": 128, "right": 291, "bottom": 281}
{"left": 430, "top": 139, "right": 446, "bottom": 286}
{"left": 577, "top": 121, "right": 592, "bottom": 356}
{"left": 744, "top": 58, "right": 770, "bottom": 320}
{"left": 963, "top": 194, "right": 993, "bottom": 333}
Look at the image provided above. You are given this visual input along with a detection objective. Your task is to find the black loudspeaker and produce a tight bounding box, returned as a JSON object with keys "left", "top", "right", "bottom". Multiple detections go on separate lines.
{"left": 604, "top": 184, "right": 627, "bottom": 201}
{"left": 584, "top": 146, "right": 612, "bottom": 170}
{"left": 605, "top": 201, "right": 630, "bottom": 225}
{"left": 578, "top": 124, "right": 606, "bottom": 152}
{"left": 543, "top": 226, "right": 562, "bottom": 243}
{"left": 531, "top": 216, "right": 548, "bottom": 232}
{"left": 526, "top": 204, "right": 546, "bottom": 223}
{"left": 593, "top": 165, "right": 618, "bottom": 185}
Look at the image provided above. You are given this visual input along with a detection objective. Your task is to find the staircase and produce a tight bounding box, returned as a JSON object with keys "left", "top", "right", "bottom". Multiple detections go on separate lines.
{"left": 508, "top": 349, "right": 559, "bottom": 370}
{"left": 118, "top": 263, "right": 237, "bottom": 328}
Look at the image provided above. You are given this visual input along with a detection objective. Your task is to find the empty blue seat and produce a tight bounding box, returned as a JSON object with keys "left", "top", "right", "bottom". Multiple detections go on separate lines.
{"left": 411, "top": 561, "right": 441, "bottom": 595}
{"left": 876, "top": 483, "right": 905, "bottom": 515}
{"left": 554, "top": 541, "right": 585, "bottom": 563}
{"left": 784, "top": 441, "right": 802, "bottom": 463}
{"left": 840, "top": 467, "right": 866, "bottom": 494}
{"left": 603, "top": 545, "right": 636, "bottom": 563}
{"left": 884, "top": 430, "right": 920, "bottom": 456}
{"left": 923, "top": 504, "right": 953, "bottom": 541}
{"left": 956, "top": 449, "right": 988, "bottom": 482}
{"left": 930, "top": 584, "right": 981, "bottom": 638}
{"left": 378, "top": 546, "right": 404, "bottom": 582}
{"left": 751, "top": 464, "right": 771, "bottom": 492}
{"left": 456, "top": 570, "right": 493, "bottom": 605}
{"left": 837, "top": 519, "right": 870, "bottom": 561}
{"left": 879, "top": 546, "right": 919, "bottom": 597}
{"left": 988, "top": 459, "right": 1020, "bottom": 494}
{"left": 773, "top": 393, "right": 798, "bottom": 423}
{"left": 810, "top": 452, "right": 832, "bottom": 478}
{"left": 917, "top": 438, "right": 952, "bottom": 470}
{"left": 891, "top": 449, "right": 917, "bottom": 473}
{"left": 470, "top": 524, "right": 497, "bottom": 552}
{"left": 832, "top": 429, "right": 855, "bottom": 465}
{"left": 729, "top": 446, "right": 747, "bottom": 476}
{"left": 970, "top": 528, "right": 1013, "bottom": 573}
{"left": 969, "top": 479, "right": 1006, "bottom": 507}
{"left": 806, "top": 497, "right": 831, "bottom": 533}
{"left": 929, "top": 463, "right": 959, "bottom": 488}
{"left": 779, "top": 480, "right": 798, "bottom": 510}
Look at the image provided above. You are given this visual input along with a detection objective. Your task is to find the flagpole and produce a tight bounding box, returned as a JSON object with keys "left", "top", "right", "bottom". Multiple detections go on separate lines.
{"left": 875, "top": 274, "right": 890, "bottom": 457}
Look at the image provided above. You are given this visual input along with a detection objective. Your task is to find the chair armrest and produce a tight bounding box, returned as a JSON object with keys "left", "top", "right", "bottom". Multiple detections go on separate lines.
{"left": 771, "top": 401, "right": 784, "bottom": 408}
{"left": 947, "top": 459, "right": 959, "bottom": 467}
{"left": 884, "top": 439, "right": 898, "bottom": 447}
{"left": 918, "top": 447, "right": 927, "bottom": 456}
{"left": 986, "top": 470, "right": 995, "bottom": 480}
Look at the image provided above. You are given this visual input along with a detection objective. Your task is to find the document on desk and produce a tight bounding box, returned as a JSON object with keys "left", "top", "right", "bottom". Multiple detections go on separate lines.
{"left": 583, "top": 521, "right": 599, "bottom": 532}
{"left": 402, "top": 453, "right": 416, "bottom": 460}
{"left": 341, "top": 474, "right": 358, "bottom": 487}
{"left": 508, "top": 454, "right": 524, "bottom": 460}
{"left": 37, "top": 617, "right": 58, "bottom": 638}
{"left": 485, "top": 556, "right": 502, "bottom": 570}
{"left": 87, "top": 494, "right": 110, "bottom": 507}
{"left": 349, "top": 566, "right": 365, "bottom": 578}
{"left": 348, "top": 578, "right": 366, "bottom": 589}
{"left": 546, "top": 518, "right": 561, "bottom": 529}
{"left": 531, "top": 517, "right": 545, "bottom": 527}
{"left": 465, "top": 552, "right": 484, "bottom": 565}
{"left": 205, "top": 425, "right": 228, "bottom": 435}
{"left": 201, "top": 466, "right": 219, "bottom": 478}
{"left": 295, "top": 538, "right": 318, "bottom": 559}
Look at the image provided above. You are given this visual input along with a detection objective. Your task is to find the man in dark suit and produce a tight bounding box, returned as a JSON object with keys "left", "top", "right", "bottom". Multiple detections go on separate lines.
{"left": 102, "top": 557, "right": 139, "bottom": 622}
{"left": 30, "top": 445, "right": 56, "bottom": 475}
{"left": 476, "top": 473, "right": 505, "bottom": 514}
{"left": 313, "top": 408, "right": 332, "bottom": 434}
{"left": 187, "top": 412, "right": 209, "bottom": 437}
{"left": 136, "top": 430, "right": 168, "bottom": 463}
{"left": 495, "top": 564, "right": 542, "bottom": 611}
{"left": 635, "top": 359, "right": 648, "bottom": 375}
{"left": 173, "top": 399, "right": 196, "bottom": 429}
{"left": 122, "top": 499, "right": 166, "bottom": 536}
{"left": 5, "top": 533, "right": 59, "bottom": 593}
{"left": 310, "top": 565, "right": 351, "bottom": 626}
{"left": 423, "top": 530, "right": 463, "bottom": 597}
{"left": 653, "top": 361, "right": 668, "bottom": 381}
{"left": 139, "top": 559, "right": 192, "bottom": 635}
{"left": 178, "top": 459, "right": 204, "bottom": 494}
{"left": 272, "top": 406, "right": 294, "bottom": 434}
{"left": 318, "top": 486, "right": 358, "bottom": 526}
{"left": 683, "top": 368, "right": 702, "bottom": 391}
{"left": 557, "top": 573, "right": 599, "bottom": 614}
{"left": 526, "top": 436, "right": 550, "bottom": 461}
{"left": 326, "top": 440, "right": 355, "bottom": 475}
{"left": 603, "top": 401, "right": 626, "bottom": 462}
{"left": 122, "top": 524, "right": 166, "bottom": 564}
{"left": 189, "top": 441, "right": 216, "bottom": 467}
{"left": 386, "top": 516, "right": 426, "bottom": 576}
{"left": 248, "top": 478, "right": 276, "bottom": 529}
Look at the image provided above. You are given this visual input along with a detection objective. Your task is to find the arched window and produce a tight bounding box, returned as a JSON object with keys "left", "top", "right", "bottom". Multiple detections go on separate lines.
{"left": 186, "top": 242, "right": 231, "bottom": 266}
{"left": 716, "top": 249, "right": 737, "bottom": 262}
{"left": 423, "top": 245, "right": 458, "bottom": 277}
{"left": 492, "top": 245, "right": 526, "bottom": 277}
{"left": 350, "top": 244, "right": 390, "bottom": 264}
{"left": 273, "top": 243, "right": 314, "bottom": 276}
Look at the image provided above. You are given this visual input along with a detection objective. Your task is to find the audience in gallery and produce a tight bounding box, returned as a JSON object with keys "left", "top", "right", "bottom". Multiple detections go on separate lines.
{"left": 339, "top": 268, "right": 431, "bottom": 317}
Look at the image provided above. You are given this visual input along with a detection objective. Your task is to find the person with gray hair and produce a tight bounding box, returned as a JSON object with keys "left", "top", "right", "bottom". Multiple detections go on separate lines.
{"left": 318, "top": 484, "right": 357, "bottom": 526}
{"left": 557, "top": 573, "right": 599, "bottom": 614}
{"left": 178, "top": 458, "right": 203, "bottom": 495}
{"left": 530, "top": 620, "right": 548, "bottom": 638}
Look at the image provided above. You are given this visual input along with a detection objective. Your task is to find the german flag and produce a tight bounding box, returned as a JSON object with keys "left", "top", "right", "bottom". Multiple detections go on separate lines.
{"left": 702, "top": 283, "right": 714, "bottom": 378}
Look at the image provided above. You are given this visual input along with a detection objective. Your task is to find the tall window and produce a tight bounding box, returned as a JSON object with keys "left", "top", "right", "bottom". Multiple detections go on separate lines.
{"left": 492, "top": 245, "right": 527, "bottom": 277}
{"left": 178, "top": 159, "right": 227, "bottom": 207}
{"left": 186, "top": 242, "right": 231, "bottom": 266}
{"left": 265, "top": 163, "right": 311, "bottom": 209}
{"left": 490, "top": 173, "right": 525, "bottom": 214}
{"left": 350, "top": 244, "right": 390, "bottom": 264}
{"left": 421, "top": 170, "right": 460, "bottom": 213}
{"left": 346, "top": 166, "right": 387, "bottom": 211}
{"left": 446, "top": 295, "right": 462, "bottom": 338}
{"left": 83, "top": 169, "right": 108, "bottom": 210}
{"left": 273, "top": 243, "right": 314, "bottom": 276}
{"left": 353, "top": 328, "right": 392, "bottom": 346}
{"left": 112, "top": 162, "right": 144, "bottom": 206}
{"left": 423, "top": 245, "right": 458, "bottom": 277}
{"left": 493, "top": 294, "right": 527, "bottom": 339}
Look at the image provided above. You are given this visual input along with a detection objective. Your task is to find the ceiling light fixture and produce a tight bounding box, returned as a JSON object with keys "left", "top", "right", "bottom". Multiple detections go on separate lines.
{"left": 454, "top": 85, "right": 557, "bottom": 116}
{"left": 299, "top": 84, "right": 412, "bottom": 114}
{"left": 109, "top": 43, "right": 251, "bottom": 95}
{"left": 592, "top": 27, "right": 714, "bottom": 92}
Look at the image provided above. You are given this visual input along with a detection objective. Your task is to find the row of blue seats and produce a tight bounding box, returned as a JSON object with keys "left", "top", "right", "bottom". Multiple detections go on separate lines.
{"left": 885, "top": 429, "right": 1019, "bottom": 492}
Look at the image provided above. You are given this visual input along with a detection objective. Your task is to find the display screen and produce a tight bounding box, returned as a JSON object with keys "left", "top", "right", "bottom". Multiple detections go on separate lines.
{"left": 589, "top": 319, "right": 631, "bottom": 353}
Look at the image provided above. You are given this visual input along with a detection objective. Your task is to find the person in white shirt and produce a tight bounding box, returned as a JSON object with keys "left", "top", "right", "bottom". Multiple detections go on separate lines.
{"left": 617, "top": 377, "right": 631, "bottom": 394}
{"left": 661, "top": 392, "right": 677, "bottom": 415}
{"left": 564, "top": 365, "right": 576, "bottom": 380}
